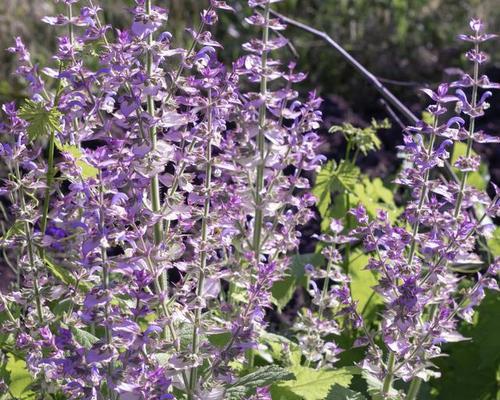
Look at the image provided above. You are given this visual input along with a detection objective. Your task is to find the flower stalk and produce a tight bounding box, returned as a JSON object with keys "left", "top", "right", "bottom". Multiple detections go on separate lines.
{"left": 189, "top": 89, "right": 214, "bottom": 396}
{"left": 252, "top": 2, "right": 271, "bottom": 262}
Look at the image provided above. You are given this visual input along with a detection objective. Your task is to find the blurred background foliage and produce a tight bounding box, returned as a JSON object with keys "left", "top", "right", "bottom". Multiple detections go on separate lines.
{"left": 2, "top": 0, "right": 499, "bottom": 179}
{"left": 2, "top": 0, "right": 500, "bottom": 106}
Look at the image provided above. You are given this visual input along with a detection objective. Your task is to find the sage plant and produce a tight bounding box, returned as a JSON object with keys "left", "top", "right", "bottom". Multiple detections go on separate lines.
{"left": 344, "top": 18, "right": 498, "bottom": 398}
{"left": 0, "top": 0, "right": 322, "bottom": 399}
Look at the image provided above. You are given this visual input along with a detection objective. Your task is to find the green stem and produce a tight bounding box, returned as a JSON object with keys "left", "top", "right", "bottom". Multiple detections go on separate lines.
{"left": 0, "top": 291, "right": 17, "bottom": 324}
{"left": 68, "top": 3, "right": 75, "bottom": 45}
{"left": 407, "top": 118, "right": 438, "bottom": 265}
{"left": 189, "top": 90, "right": 213, "bottom": 396}
{"left": 406, "top": 377, "right": 422, "bottom": 400}
{"left": 252, "top": 2, "right": 270, "bottom": 261}
{"left": 40, "top": 129, "right": 56, "bottom": 236}
{"left": 382, "top": 351, "right": 396, "bottom": 396}
{"left": 14, "top": 165, "right": 43, "bottom": 323}
{"left": 454, "top": 42, "right": 479, "bottom": 219}
{"left": 145, "top": 0, "right": 163, "bottom": 259}
{"left": 318, "top": 255, "right": 334, "bottom": 320}
{"left": 98, "top": 171, "right": 114, "bottom": 400}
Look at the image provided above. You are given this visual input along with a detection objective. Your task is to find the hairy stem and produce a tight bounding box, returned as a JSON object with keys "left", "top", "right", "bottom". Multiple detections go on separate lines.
{"left": 252, "top": 2, "right": 270, "bottom": 263}
{"left": 454, "top": 42, "right": 479, "bottom": 218}
{"left": 406, "top": 377, "right": 422, "bottom": 400}
{"left": 14, "top": 164, "right": 43, "bottom": 323}
{"left": 98, "top": 171, "right": 114, "bottom": 400}
{"left": 40, "top": 129, "right": 56, "bottom": 237}
{"left": 382, "top": 351, "right": 396, "bottom": 396}
{"left": 189, "top": 89, "right": 213, "bottom": 396}
{"left": 145, "top": 0, "right": 163, "bottom": 250}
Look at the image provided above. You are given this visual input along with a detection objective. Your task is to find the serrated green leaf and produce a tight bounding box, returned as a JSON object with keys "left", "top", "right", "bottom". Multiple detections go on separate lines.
{"left": 331, "top": 161, "right": 360, "bottom": 194}
{"left": 353, "top": 178, "right": 399, "bottom": 222}
{"left": 5, "top": 354, "right": 35, "bottom": 399}
{"left": 19, "top": 100, "right": 61, "bottom": 141}
{"left": 326, "top": 384, "right": 367, "bottom": 400}
{"left": 54, "top": 140, "right": 98, "bottom": 179}
{"left": 313, "top": 161, "right": 336, "bottom": 217}
{"left": 208, "top": 332, "right": 232, "bottom": 348}
{"left": 226, "top": 365, "right": 294, "bottom": 399}
{"left": 260, "top": 332, "right": 302, "bottom": 366}
{"left": 70, "top": 326, "right": 99, "bottom": 349}
{"left": 329, "top": 119, "right": 388, "bottom": 156}
{"left": 271, "top": 366, "right": 353, "bottom": 400}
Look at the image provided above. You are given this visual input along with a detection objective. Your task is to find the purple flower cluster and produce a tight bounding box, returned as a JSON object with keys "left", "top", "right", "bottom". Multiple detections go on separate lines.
{"left": 346, "top": 19, "right": 499, "bottom": 394}
{"left": 1, "top": 2, "right": 498, "bottom": 399}
{"left": 0, "top": 0, "right": 322, "bottom": 398}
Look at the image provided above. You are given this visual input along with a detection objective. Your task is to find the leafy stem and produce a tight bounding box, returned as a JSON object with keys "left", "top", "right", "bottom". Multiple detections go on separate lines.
{"left": 189, "top": 89, "right": 214, "bottom": 396}
{"left": 454, "top": 41, "right": 479, "bottom": 218}
{"left": 252, "top": 1, "right": 271, "bottom": 263}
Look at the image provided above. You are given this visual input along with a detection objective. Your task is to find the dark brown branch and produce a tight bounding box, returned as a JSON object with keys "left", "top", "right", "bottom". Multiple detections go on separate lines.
{"left": 269, "top": 8, "right": 461, "bottom": 184}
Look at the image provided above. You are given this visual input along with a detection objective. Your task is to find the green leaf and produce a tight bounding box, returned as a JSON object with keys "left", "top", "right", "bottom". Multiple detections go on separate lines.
{"left": 270, "top": 366, "right": 353, "bottom": 400}
{"left": 353, "top": 177, "right": 399, "bottom": 222}
{"left": 19, "top": 100, "right": 61, "bottom": 141}
{"left": 226, "top": 365, "right": 294, "bottom": 399}
{"left": 329, "top": 119, "right": 388, "bottom": 156}
{"left": 5, "top": 354, "right": 35, "bottom": 399}
{"left": 70, "top": 326, "right": 99, "bottom": 349}
{"left": 44, "top": 256, "right": 90, "bottom": 293}
{"left": 451, "top": 142, "right": 488, "bottom": 191}
{"left": 487, "top": 227, "right": 500, "bottom": 257}
{"left": 312, "top": 160, "right": 360, "bottom": 219}
{"left": 313, "top": 161, "right": 336, "bottom": 217}
{"left": 431, "top": 292, "right": 500, "bottom": 399}
{"left": 347, "top": 250, "right": 382, "bottom": 319}
{"left": 0, "top": 220, "right": 25, "bottom": 241}
{"left": 326, "top": 384, "right": 367, "bottom": 400}
{"left": 271, "top": 253, "right": 324, "bottom": 311}
{"left": 259, "top": 332, "right": 302, "bottom": 366}
{"left": 54, "top": 140, "right": 98, "bottom": 179}
{"left": 331, "top": 161, "right": 360, "bottom": 194}
{"left": 208, "top": 332, "right": 232, "bottom": 348}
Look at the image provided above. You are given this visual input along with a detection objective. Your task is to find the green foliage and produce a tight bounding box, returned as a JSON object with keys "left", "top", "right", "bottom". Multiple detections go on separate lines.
{"left": 69, "top": 326, "right": 99, "bottom": 349}
{"left": 258, "top": 332, "right": 303, "bottom": 367}
{"left": 451, "top": 142, "right": 489, "bottom": 191}
{"left": 225, "top": 365, "right": 294, "bottom": 399}
{"left": 326, "top": 384, "right": 367, "bottom": 400}
{"left": 313, "top": 160, "right": 360, "bottom": 217}
{"left": 431, "top": 292, "right": 500, "bottom": 399}
{"left": 0, "top": 220, "right": 25, "bottom": 242}
{"left": 44, "top": 256, "right": 90, "bottom": 292}
{"left": 18, "top": 100, "right": 61, "bottom": 141}
{"left": 347, "top": 250, "right": 382, "bottom": 319}
{"left": 329, "top": 119, "right": 389, "bottom": 156}
{"left": 319, "top": 176, "right": 399, "bottom": 231}
{"left": 271, "top": 253, "right": 324, "bottom": 311}
{"left": 2, "top": 354, "right": 35, "bottom": 399}
{"left": 54, "top": 140, "right": 98, "bottom": 179}
{"left": 487, "top": 227, "right": 500, "bottom": 257}
{"left": 270, "top": 366, "right": 354, "bottom": 400}
{"left": 207, "top": 332, "right": 232, "bottom": 348}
